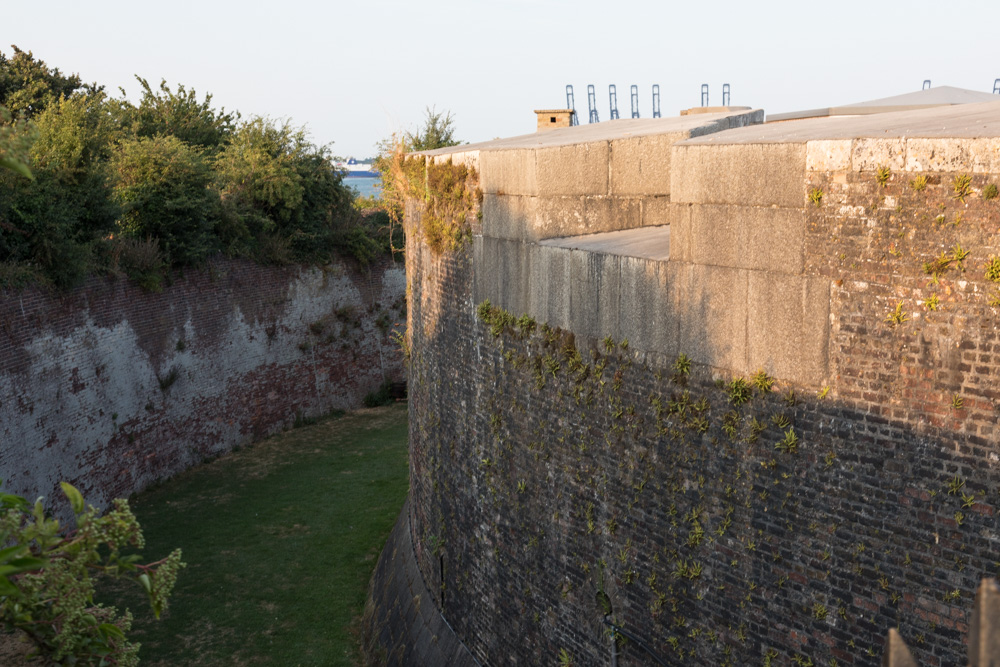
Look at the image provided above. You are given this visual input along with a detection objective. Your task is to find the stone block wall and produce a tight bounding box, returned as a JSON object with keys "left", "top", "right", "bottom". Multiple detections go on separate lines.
{"left": 400, "top": 102, "right": 1000, "bottom": 666}
{"left": 0, "top": 257, "right": 406, "bottom": 510}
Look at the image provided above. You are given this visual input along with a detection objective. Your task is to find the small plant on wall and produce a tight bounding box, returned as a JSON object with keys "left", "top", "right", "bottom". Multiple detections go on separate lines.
{"left": 875, "top": 166, "right": 891, "bottom": 188}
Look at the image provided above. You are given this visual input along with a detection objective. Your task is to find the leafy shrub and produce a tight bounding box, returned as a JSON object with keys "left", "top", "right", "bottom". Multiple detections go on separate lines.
{"left": 363, "top": 379, "right": 394, "bottom": 407}
{"left": 104, "top": 236, "right": 167, "bottom": 291}
{"left": 111, "top": 135, "right": 218, "bottom": 266}
{"left": 0, "top": 482, "right": 183, "bottom": 665}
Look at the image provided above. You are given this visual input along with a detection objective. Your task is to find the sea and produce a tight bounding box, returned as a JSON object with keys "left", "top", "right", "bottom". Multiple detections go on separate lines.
{"left": 344, "top": 176, "right": 382, "bottom": 200}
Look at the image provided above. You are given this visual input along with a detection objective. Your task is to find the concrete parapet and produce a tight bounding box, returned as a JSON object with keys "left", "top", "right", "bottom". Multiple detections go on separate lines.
{"left": 474, "top": 236, "right": 528, "bottom": 316}
{"left": 481, "top": 193, "right": 536, "bottom": 241}
{"left": 618, "top": 256, "right": 677, "bottom": 358}
{"left": 527, "top": 244, "right": 571, "bottom": 330}
{"left": 850, "top": 137, "right": 906, "bottom": 172}
{"left": 805, "top": 139, "right": 852, "bottom": 172}
{"left": 430, "top": 149, "right": 481, "bottom": 173}
{"left": 537, "top": 142, "right": 609, "bottom": 196}
{"left": 640, "top": 196, "right": 672, "bottom": 228}
{"left": 569, "top": 250, "right": 621, "bottom": 339}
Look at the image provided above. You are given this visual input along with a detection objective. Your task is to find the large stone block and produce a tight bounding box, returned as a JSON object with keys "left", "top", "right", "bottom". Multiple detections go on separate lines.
{"left": 806, "top": 140, "right": 851, "bottom": 172}
{"left": 904, "top": 138, "right": 970, "bottom": 173}
{"left": 671, "top": 143, "right": 807, "bottom": 207}
{"left": 589, "top": 196, "right": 642, "bottom": 235}
{"left": 641, "top": 196, "right": 672, "bottom": 228}
{"left": 533, "top": 196, "right": 588, "bottom": 240}
{"left": 569, "top": 250, "right": 621, "bottom": 339}
{"left": 851, "top": 138, "right": 905, "bottom": 172}
{"left": 536, "top": 142, "right": 609, "bottom": 196}
{"left": 618, "top": 256, "right": 677, "bottom": 358}
{"left": 474, "top": 236, "right": 528, "bottom": 314}
{"left": 688, "top": 205, "right": 804, "bottom": 274}
{"left": 609, "top": 133, "right": 680, "bottom": 196}
{"left": 482, "top": 194, "right": 535, "bottom": 242}
{"left": 527, "top": 245, "right": 571, "bottom": 330}
{"left": 431, "top": 150, "right": 480, "bottom": 173}
{"left": 747, "top": 272, "right": 830, "bottom": 385}
{"left": 673, "top": 263, "right": 748, "bottom": 372}
{"left": 966, "top": 137, "right": 1000, "bottom": 173}
{"left": 669, "top": 204, "right": 692, "bottom": 262}
{"left": 480, "top": 149, "right": 537, "bottom": 196}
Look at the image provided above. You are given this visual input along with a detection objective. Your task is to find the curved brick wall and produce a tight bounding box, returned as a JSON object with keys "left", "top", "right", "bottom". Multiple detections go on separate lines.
{"left": 402, "top": 104, "right": 1000, "bottom": 665}
{"left": 0, "top": 257, "right": 405, "bottom": 510}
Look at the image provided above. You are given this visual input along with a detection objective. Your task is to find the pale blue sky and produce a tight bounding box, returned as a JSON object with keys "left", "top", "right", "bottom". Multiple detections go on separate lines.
{"left": 4, "top": 0, "right": 998, "bottom": 158}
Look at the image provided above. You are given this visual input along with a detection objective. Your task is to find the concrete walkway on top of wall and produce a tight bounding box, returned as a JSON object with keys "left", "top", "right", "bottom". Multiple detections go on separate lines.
{"left": 539, "top": 225, "right": 670, "bottom": 261}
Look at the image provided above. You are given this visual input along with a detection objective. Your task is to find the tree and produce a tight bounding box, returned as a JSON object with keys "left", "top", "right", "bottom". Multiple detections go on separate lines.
{"left": 0, "top": 45, "right": 93, "bottom": 119}
{"left": 214, "top": 116, "right": 354, "bottom": 262}
{"left": 122, "top": 76, "right": 239, "bottom": 153}
{"left": 405, "top": 106, "right": 461, "bottom": 152}
{"left": 111, "top": 135, "right": 218, "bottom": 265}
{"left": 0, "top": 92, "right": 120, "bottom": 288}
{"left": 0, "top": 104, "right": 34, "bottom": 178}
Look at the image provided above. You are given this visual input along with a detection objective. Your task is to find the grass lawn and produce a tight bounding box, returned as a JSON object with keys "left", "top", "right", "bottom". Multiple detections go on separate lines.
{"left": 107, "top": 403, "right": 409, "bottom": 666}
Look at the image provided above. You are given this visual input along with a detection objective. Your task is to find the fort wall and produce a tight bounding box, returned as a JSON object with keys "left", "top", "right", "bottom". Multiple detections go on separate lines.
{"left": 0, "top": 257, "right": 406, "bottom": 510}
{"left": 401, "top": 102, "right": 1000, "bottom": 665}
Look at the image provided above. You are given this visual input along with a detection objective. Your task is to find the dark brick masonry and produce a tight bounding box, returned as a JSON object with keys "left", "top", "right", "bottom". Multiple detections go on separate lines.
{"left": 401, "top": 171, "right": 1000, "bottom": 666}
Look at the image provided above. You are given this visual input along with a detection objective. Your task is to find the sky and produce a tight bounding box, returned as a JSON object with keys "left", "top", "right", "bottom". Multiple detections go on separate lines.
{"left": 4, "top": 0, "right": 999, "bottom": 159}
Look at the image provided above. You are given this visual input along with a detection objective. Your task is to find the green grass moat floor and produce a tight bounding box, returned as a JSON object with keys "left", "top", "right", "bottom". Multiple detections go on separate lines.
{"left": 107, "top": 403, "right": 409, "bottom": 666}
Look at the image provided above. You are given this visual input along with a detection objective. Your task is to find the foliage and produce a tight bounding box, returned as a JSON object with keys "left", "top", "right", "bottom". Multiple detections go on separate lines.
{"left": 405, "top": 106, "right": 461, "bottom": 152}
{"left": 0, "top": 46, "right": 380, "bottom": 290}
{"left": 0, "top": 482, "right": 183, "bottom": 665}
{"left": 370, "top": 107, "right": 463, "bottom": 257}
{"left": 885, "top": 301, "right": 908, "bottom": 326}
{"left": 985, "top": 256, "right": 1000, "bottom": 283}
{"left": 214, "top": 116, "right": 355, "bottom": 263}
{"left": 125, "top": 77, "right": 238, "bottom": 152}
{"left": 952, "top": 173, "right": 973, "bottom": 202}
{"left": 111, "top": 135, "right": 218, "bottom": 265}
{"left": 0, "top": 45, "right": 90, "bottom": 118}
{"left": 875, "top": 166, "right": 891, "bottom": 188}
{"left": 726, "top": 377, "right": 753, "bottom": 406}
{"left": 387, "top": 153, "right": 480, "bottom": 255}
{"left": 0, "top": 105, "right": 35, "bottom": 178}
{"left": 0, "top": 92, "right": 120, "bottom": 288}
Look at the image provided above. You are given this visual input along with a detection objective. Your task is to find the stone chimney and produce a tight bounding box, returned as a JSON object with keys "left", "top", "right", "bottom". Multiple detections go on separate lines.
{"left": 534, "top": 109, "right": 574, "bottom": 132}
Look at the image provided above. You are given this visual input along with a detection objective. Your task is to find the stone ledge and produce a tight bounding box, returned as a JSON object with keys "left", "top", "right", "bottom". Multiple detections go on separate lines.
{"left": 364, "top": 501, "right": 480, "bottom": 667}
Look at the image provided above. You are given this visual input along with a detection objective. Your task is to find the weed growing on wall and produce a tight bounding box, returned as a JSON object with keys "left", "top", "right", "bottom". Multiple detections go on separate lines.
{"left": 389, "top": 150, "right": 481, "bottom": 255}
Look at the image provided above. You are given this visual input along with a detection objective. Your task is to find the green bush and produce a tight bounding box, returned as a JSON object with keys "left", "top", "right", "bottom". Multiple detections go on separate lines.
{"left": 0, "top": 46, "right": 393, "bottom": 290}
{"left": 111, "top": 135, "right": 218, "bottom": 265}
